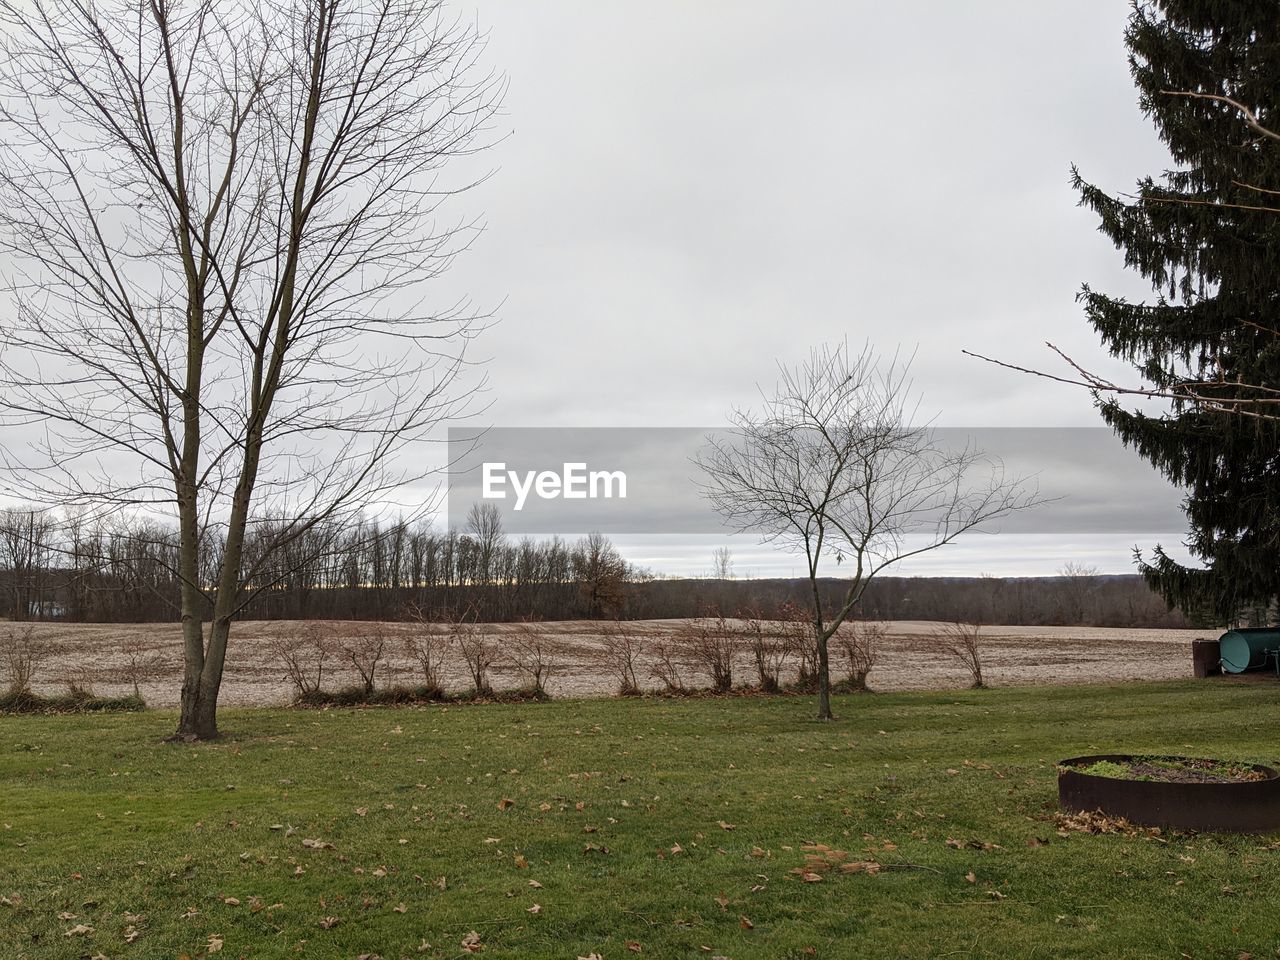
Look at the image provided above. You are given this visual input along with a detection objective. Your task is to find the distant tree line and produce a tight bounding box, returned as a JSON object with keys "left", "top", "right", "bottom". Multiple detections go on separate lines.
{"left": 0, "top": 505, "right": 1191, "bottom": 628}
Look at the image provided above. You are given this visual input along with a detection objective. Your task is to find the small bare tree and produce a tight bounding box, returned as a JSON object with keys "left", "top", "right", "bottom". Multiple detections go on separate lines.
{"left": 507, "top": 622, "right": 557, "bottom": 698}
{"left": 932, "top": 621, "right": 986, "bottom": 689}
{"left": 1059, "top": 561, "right": 1102, "bottom": 625}
{"left": 343, "top": 627, "right": 387, "bottom": 698}
{"left": 697, "top": 343, "right": 1039, "bottom": 720}
{"left": 834, "top": 620, "right": 883, "bottom": 692}
{"left": 597, "top": 620, "right": 645, "bottom": 696}
{"left": 711, "top": 546, "right": 734, "bottom": 580}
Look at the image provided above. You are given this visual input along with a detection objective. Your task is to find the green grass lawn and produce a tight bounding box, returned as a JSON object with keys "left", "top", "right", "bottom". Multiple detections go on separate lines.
{"left": 2, "top": 680, "right": 1279, "bottom": 959}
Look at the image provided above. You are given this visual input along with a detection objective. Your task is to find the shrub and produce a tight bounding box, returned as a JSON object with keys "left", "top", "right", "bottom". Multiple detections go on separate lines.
{"left": 776, "top": 602, "right": 818, "bottom": 691}
{"left": 834, "top": 620, "right": 883, "bottom": 691}
{"left": 271, "top": 625, "right": 332, "bottom": 699}
{"left": 120, "top": 635, "right": 164, "bottom": 698}
{"left": 448, "top": 608, "right": 494, "bottom": 697}
{"left": 1, "top": 624, "right": 47, "bottom": 694}
{"left": 0, "top": 689, "right": 145, "bottom": 715}
{"left": 649, "top": 638, "right": 690, "bottom": 694}
{"left": 741, "top": 608, "right": 791, "bottom": 693}
{"left": 678, "top": 610, "right": 736, "bottom": 693}
{"left": 508, "top": 622, "right": 558, "bottom": 698}
{"left": 597, "top": 620, "right": 645, "bottom": 696}
{"left": 342, "top": 626, "right": 387, "bottom": 697}
{"left": 401, "top": 633, "right": 445, "bottom": 698}
{"left": 931, "top": 620, "right": 985, "bottom": 689}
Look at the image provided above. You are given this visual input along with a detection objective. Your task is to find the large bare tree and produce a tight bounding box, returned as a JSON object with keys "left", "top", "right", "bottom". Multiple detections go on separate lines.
{"left": 0, "top": 0, "right": 502, "bottom": 738}
{"left": 697, "top": 343, "right": 1039, "bottom": 720}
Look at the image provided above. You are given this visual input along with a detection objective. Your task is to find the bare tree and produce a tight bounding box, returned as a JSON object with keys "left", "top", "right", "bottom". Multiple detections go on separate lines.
{"left": 466, "top": 503, "right": 505, "bottom": 586}
{"left": 931, "top": 621, "right": 986, "bottom": 689}
{"left": 0, "top": 0, "right": 502, "bottom": 737}
{"left": 574, "top": 532, "right": 628, "bottom": 618}
{"left": 1059, "top": 561, "right": 1102, "bottom": 625}
{"left": 696, "top": 343, "right": 1038, "bottom": 719}
{"left": 711, "top": 546, "right": 734, "bottom": 580}
{"left": 0, "top": 507, "right": 57, "bottom": 620}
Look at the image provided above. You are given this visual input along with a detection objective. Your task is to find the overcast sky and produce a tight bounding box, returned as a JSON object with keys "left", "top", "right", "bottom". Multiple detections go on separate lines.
{"left": 442, "top": 1, "right": 1169, "bottom": 427}
{"left": 429, "top": 1, "right": 1191, "bottom": 576}
{"left": 0, "top": 1, "right": 1196, "bottom": 578}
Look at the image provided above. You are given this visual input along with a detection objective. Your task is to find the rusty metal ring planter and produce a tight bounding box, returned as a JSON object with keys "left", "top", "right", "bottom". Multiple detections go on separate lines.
{"left": 1058, "top": 754, "right": 1280, "bottom": 834}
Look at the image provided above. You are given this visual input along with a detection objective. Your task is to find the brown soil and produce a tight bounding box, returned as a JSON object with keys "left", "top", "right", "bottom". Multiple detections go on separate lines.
{"left": 1110, "top": 758, "right": 1268, "bottom": 784}
{"left": 4, "top": 618, "right": 1216, "bottom": 708}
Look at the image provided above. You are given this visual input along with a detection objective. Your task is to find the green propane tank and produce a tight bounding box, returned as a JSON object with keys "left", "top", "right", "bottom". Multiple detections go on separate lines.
{"left": 1217, "top": 628, "right": 1280, "bottom": 674}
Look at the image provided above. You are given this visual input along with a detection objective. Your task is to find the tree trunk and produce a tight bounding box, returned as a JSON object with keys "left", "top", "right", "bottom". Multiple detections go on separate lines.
{"left": 173, "top": 617, "right": 232, "bottom": 739}
{"left": 173, "top": 677, "right": 219, "bottom": 740}
{"left": 816, "top": 633, "right": 833, "bottom": 720}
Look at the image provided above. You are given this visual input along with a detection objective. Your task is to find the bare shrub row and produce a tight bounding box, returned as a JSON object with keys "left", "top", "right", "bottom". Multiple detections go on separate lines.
{"left": 597, "top": 609, "right": 888, "bottom": 697}
{"left": 0, "top": 624, "right": 147, "bottom": 714}
{"left": 270, "top": 610, "right": 561, "bottom": 705}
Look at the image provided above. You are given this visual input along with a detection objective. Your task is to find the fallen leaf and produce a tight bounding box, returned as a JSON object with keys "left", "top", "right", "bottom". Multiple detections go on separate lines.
{"left": 319, "top": 916, "right": 340, "bottom": 929}
{"left": 64, "top": 924, "right": 94, "bottom": 937}
{"left": 462, "top": 930, "right": 484, "bottom": 953}
{"left": 527, "top": 903, "right": 541, "bottom": 914}
{"left": 207, "top": 933, "right": 224, "bottom": 953}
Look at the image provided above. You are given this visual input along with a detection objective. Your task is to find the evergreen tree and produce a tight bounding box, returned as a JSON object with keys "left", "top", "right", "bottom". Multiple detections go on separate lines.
{"left": 1076, "top": 1, "right": 1280, "bottom": 624}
